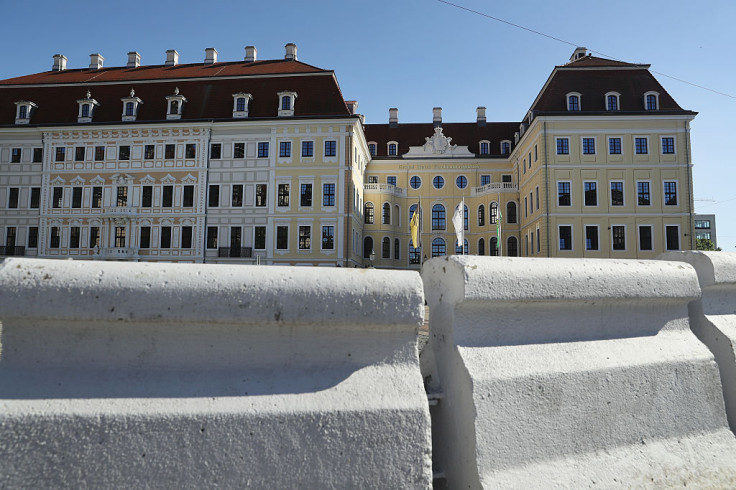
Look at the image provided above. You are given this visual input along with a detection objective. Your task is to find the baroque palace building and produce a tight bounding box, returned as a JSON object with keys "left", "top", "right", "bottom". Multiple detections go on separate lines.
{"left": 0, "top": 45, "right": 696, "bottom": 267}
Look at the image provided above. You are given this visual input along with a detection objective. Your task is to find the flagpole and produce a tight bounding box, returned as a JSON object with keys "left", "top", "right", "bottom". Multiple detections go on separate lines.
{"left": 419, "top": 196, "right": 423, "bottom": 267}
{"left": 461, "top": 197, "right": 465, "bottom": 255}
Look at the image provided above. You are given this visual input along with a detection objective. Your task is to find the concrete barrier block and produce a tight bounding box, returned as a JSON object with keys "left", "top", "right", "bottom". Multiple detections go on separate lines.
{"left": 423, "top": 255, "right": 736, "bottom": 489}
{"left": 0, "top": 258, "right": 431, "bottom": 488}
{"left": 660, "top": 251, "right": 736, "bottom": 434}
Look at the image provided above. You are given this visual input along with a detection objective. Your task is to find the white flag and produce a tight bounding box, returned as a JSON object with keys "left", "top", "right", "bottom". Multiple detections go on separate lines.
{"left": 452, "top": 201, "right": 463, "bottom": 246}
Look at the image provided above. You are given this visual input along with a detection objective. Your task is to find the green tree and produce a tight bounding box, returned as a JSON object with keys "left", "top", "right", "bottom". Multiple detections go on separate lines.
{"left": 696, "top": 238, "right": 721, "bottom": 251}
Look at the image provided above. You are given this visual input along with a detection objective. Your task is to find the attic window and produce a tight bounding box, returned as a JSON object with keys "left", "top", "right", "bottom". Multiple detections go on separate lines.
{"left": 644, "top": 91, "right": 659, "bottom": 110}
{"left": 14, "top": 100, "right": 37, "bottom": 125}
{"left": 166, "top": 87, "right": 187, "bottom": 120}
{"left": 567, "top": 92, "right": 581, "bottom": 111}
{"left": 605, "top": 92, "right": 620, "bottom": 111}
{"left": 232, "top": 92, "right": 252, "bottom": 118}
{"left": 388, "top": 141, "right": 398, "bottom": 156}
{"left": 501, "top": 141, "right": 511, "bottom": 155}
{"left": 479, "top": 140, "right": 490, "bottom": 155}
{"left": 77, "top": 90, "right": 100, "bottom": 123}
{"left": 368, "top": 142, "right": 377, "bottom": 157}
{"left": 121, "top": 88, "right": 143, "bottom": 122}
{"left": 277, "top": 91, "right": 297, "bottom": 117}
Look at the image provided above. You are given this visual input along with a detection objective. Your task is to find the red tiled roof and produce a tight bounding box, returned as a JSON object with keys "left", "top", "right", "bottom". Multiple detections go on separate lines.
{"left": 364, "top": 122, "right": 519, "bottom": 158}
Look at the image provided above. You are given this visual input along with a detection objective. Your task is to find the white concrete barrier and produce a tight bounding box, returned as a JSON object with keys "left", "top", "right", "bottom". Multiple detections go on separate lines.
{"left": 660, "top": 251, "right": 736, "bottom": 434}
{"left": 0, "top": 258, "right": 431, "bottom": 488}
{"left": 422, "top": 256, "right": 736, "bottom": 489}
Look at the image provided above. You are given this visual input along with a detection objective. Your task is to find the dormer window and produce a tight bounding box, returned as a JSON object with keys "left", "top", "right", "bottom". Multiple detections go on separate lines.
{"left": 120, "top": 88, "right": 143, "bottom": 122}
{"left": 232, "top": 92, "right": 252, "bottom": 118}
{"left": 644, "top": 91, "right": 659, "bottom": 110}
{"left": 605, "top": 92, "right": 620, "bottom": 111}
{"left": 166, "top": 87, "right": 187, "bottom": 120}
{"left": 479, "top": 140, "right": 490, "bottom": 155}
{"left": 501, "top": 141, "right": 511, "bottom": 155}
{"left": 77, "top": 90, "right": 100, "bottom": 123}
{"left": 277, "top": 91, "right": 297, "bottom": 117}
{"left": 567, "top": 92, "right": 581, "bottom": 111}
{"left": 368, "top": 142, "right": 377, "bottom": 156}
{"left": 14, "top": 100, "right": 37, "bottom": 125}
{"left": 388, "top": 142, "right": 398, "bottom": 156}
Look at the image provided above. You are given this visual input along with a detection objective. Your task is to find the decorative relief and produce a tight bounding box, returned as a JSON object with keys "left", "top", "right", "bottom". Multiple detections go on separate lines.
{"left": 403, "top": 127, "right": 475, "bottom": 159}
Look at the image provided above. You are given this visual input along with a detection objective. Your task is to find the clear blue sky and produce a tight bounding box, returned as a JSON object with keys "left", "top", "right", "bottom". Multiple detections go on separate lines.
{"left": 3, "top": 0, "right": 734, "bottom": 251}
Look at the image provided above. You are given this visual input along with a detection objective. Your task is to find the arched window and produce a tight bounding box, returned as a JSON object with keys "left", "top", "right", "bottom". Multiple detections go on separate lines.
{"left": 478, "top": 204, "right": 485, "bottom": 226}
{"left": 507, "top": 236, "right": 518, "bottom": 257}
{"left": 382, "top": 202, "right": 391, "bottom": 225}
{"left": 432, "top": 237, "right": 446, "bottom": 257}
{"left": 455, "top": 238, "right": 468, "bottom": 255}
{"left": 409, "top": 243, "right": 421, "bottom": 264}
{"left": 506, "top": 202, "right": 517, "bottom": 224}
{"left": 645, "top": 92, "right": 659, "bottom": 110}
{"left": 394, "top": 238, "right": 400, "bottom": 260}
{"left": 478, "top": 238, "right": 485, "bottom": 256}
{"left": 364, "top": 202, "right": 374, "bottom": 224}
{"left": 363, "top": 236, "right": 373, "bottom": 259}
{"left": 490, "top": 202, "right": 498, "bottom": 224}
{"left": 490, "top": 237, "right": 498, "bottom": 256}
{"left": 382, "top": 237, "right": 390, "bottom": 258}
{"left": 501, "top": 141, "right": 511, "bottom": 155}
{"left": 368, "top": 143, "right": 376, "bottom": 156}
{"left": 409, "top": 204, "right": 421, "bottom": 225}
{"left": 464, "top": 205, "right": 469, "bottom": 231}
{"left": 388, "top": 143, "right": 398, "bottom": 156}
{"left": 395, "top": 204, "right": 400, "bottom": 227}
{"left": 567, "top": 93, "right": 580, "bottom": 111}
{"left": 606, "top": 92, "right": 620, "bottom": 111}
{"left": 432, "top": 204, "right": 446, "bottom": 230}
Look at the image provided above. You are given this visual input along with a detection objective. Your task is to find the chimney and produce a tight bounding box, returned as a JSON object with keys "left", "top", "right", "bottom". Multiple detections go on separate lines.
{"left": 476, "top": 106, "right": 487, "bottom": 126}
{"left": 389, "top": 107, "right": 398, "bottom": 128}
{"left": 244, "top": 45, "right": 257, "bottom": 63}
{"left": 570, "top": 47, "right": 588, "bottom": 62}
{"left": 166, "top": 49, "right": 179, "bottom": 66}
{"left": 345, "top": 100, "right": 358, "bottom": 115}
{"left": 89, "top": 53, "right": 104, "bottom": 70}
{"left": 127, "top": 51, "right": 141, "bottom": 68}
{"left": 432, "top": 107, "right": 442, "bottom": 128}
{"left": 284, "top": 43, "right": 298, "bottom": 61}
{"left": 52, "top": 54, "right": 67, "bottom": 71}
{"left": 204, "top": 47, "right": 218, "bottom": 64}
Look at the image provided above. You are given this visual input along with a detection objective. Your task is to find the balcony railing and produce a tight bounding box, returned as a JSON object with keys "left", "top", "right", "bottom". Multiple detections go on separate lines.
{"left": 98, "top": 247, "right": 138, "bottom": 258}
{"left": 103, "top": 207, "right": 136, "bottom": 217}
{"left": 218, "top": 247, "right": 253, "bottom": 258}
{"left": 471, "top": 182, "right": 517, "bottom": 196}
{"left": 0, "top": 246, "right": 25, "bottom": 256}
{"left": 364, "top": 183, "right": 407, "bottom": 197}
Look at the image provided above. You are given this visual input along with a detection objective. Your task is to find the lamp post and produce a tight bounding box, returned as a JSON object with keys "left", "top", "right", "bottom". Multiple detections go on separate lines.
{"left": 369, "top": 249, "right": 376, "bottom": 268}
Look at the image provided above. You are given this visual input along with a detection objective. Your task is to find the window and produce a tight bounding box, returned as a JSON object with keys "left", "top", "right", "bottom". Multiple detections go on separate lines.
{"left": 89, "top": 227, "right": 100, "bottom": 249}
{"left": 367, "top": 176, "right": 378, "bottom": 184}
{"left": 72, "top": 187, "right": 82, "bottom": 208}
{"left": 662, "top": 137, "right": 675, "bottom": 154}
{"left": 278, "top": 184, "right": 290, "bottom": 207}
{"left": 234, "top": 143, "right": 245, "bottom": 158}
{"left": 28, "top": 227, "right": 38, "bottom": 248}
{"left": 299, "top": 226, "right": 311, "bottom": 249}
{"left": 380, "top": 237, "right": 390, "bottom": 259}
{"left": 606, "top": 94, "right": 619, "bottom": 111}
{"left": 140, "top": 227, "right": 151, "bottom": 248}
{"left": 585, "top": 226, "right": 599, "bottom": 251}
{"left": 300, "top": 183, "right": 312, "bottom": 207}
{"left": 664, "top": 182, "right": 677, "bottom": 205}
{"left": 257, "top": 142, "right": 269, "bottom": 158}
{"left": 635, "top": 138, "right": 648, "bottom": 154}
{"left": 117, "top": 187, "right": 128, "bottom": 206}
{"left": 490, "top": 237, "right": 498, "bottom": 256}
{"left": 463, "top": 204, "right": 469, "bottom": 231}
{"left": 536, "top": 187, "right": 540, "bottom": 210}
{"left": 236, "top": 97, "right": 247, "bottom": 112}
{"left": 433, "top": 176, "right": 444, "bottom": 189}
{"left": 255, "top": 184, "right": 267, "bottom": 207}
{"left": 124, "top": 102, "right": 134, "bottom": 117}
{"left": 210, "top": 143, "right": 222, "bottom": 159}
{"left": 11, "top": 148, "right": 22, "bottom": 163}
{"left": 431, "top": 237, "right": 446, "bottom": 257}
{"left": 183, "top": 185, "right": 194, "bottom": 207}
{"left": 479, "top": 142, "right": 489, "bottom": 155}
{"left": 478, "top": 205, "right": 485, "bottom": 226}
{"left": 18, "top": 105, "right": 28, "bottom": 119}
{"left": 387, "top": 176, "right": 397, "bottom": 186}
{"left": 456, "top": 176, "right": 467, "bottom": 189}
{"left": 365, "top": 143, "right": 376, "bottom": 157}
{"left": 645, "top": 93, "right": 659, "bottom": 110}
{"left": 50, "top": 227, "right": 60, "bottom": 248}
{"left": 432, "top": 204, "right": 446, "bottom": 230}
{"left": 478, "top": 238, "right": 485, "bottom": 256}
{"left": 169, "top": 100, "right": 179, "bottom": 115}
{"left": 114, "top": 226, "right": 126, "bottom": 248}
{"left": 388, "top": 143, "right": 397, "bottom": 156}
{"left": 612, "top": 226, "right": 626, "bottom": 251}
{"left": 281, "top": 96, "right": 291, "bottom": 111}
{"left": 92, "top": 187, "right": 102, "bottom": 208}
{"left": 144, "top": 145, "right": 155, "bottom": 160}
{"left": 55, "top": 147, "right": 66, "bottom": 162}
{"left": 610, "top": 182, "right": 624, "bottom": 206}
{"left": 501, "top": 141, "right": 511, "bottom": 155}
{"left": 584, "top": 182, "right": 597, "bottom": 206}
{"left": 320, "top": 226, "right": 334, "bottom": 250}
{"left": 52, "top": 187, "right": 63, "bottom": 208}
{"left": 481, "top": 175, "right": 491, "bottom": 186}
{"left": 208, "top": 185, "right": 220, "bottom": 207}
{"left": 301, "top": 141, "right": 314, "bottom": 158}
{"left": 119, "top": 146, "right": 130, "bottom": 160}
{"left": 81, "top": 104, "right": 90, "bottom": 118}
{"left": 160, "top": 226, "right": 171, "bottom": 248}
{"left": 582, "top": 138, "right": 595, "bottom": 155}
{"left": 455, "top": 239, "right": 468, "bottom": 255}
{"left": 185, "top": 144, "right": 196, "bottom": 159}
{"left": 8, "top": 188, "right": 19, "bottom": 208}
{"left": 30, "top": 188, "right": 40, "bottom": 208}
{"left": 279, "top": 141, "right": 291, "bottom": 158}
{"left": 232, "top": 185, "right": 243, "bottom": 207}
{"left": 382, "top": 202, "right": 391, "bottom": 225}
{"left": 162, "top": 185, "right": 173, "bottom": 207}
{"left": 696, "top": 232, "right": 711, "bottom": 240}
{"left": 637, "top": 182, "right": 651, "bottom": 206}
{"left": 507, "top": 237, "right": 518, "bottom": 257}
{"left": 695, "top": 220, "right": 711, "bottom": 229}
{"left": 250, "top": 226, "right": 265, "bottom": 250}
{"left": 556, "top": 138, "right": 569, "bottom": 155}
{"left": 95, "top": 146, "right": 105, "bottom": 161}
{"left": 558, "top": 182, "right": 571, "bottom": 206}
{"left": 639, "top": 226, "right": 653, "bottom": 251}
{"left": 277, "top": 226, "right": 289, "bottom": 249}
{"left": 410, "top": 176, "right": 421, "bottom": 189}
{"left": 534, "top": 145, "right": 538, "bottom": 161}
{"left": 365, "top": 202, "right": 374, "bottom": 224}
{"left": 165, "top": 144, "right": 175, "bottom": 159}
{"left": 33, "top": 148, "right": 43, "bottom": 163}
{"left": 506, "top": 202, "right": 517, "bottom": 224}
{"left": 609, "top": 137, "right": 622, "bottom": 155}
{"left": 665, "top": 225, "right": 680, "bottom": 251}
{"left": 323, "top": 183, "right": 335, "bottom": 206}
{"left": 567, "top": 94, "right": 580, "bottom": 111}
{"left": 182, "top": 226, "right": 194, "bottom": 248}
{"left": 490, "top": 202, "right": 498, "bottom": 224}
{"left": 324, "top": 140, "right": 337, "bottom": 157}
{"left": 207, "top": 227, "right": 218, "bottom": 249}
{"left": 559, "top": 225, "right": 572, "bottom": 250}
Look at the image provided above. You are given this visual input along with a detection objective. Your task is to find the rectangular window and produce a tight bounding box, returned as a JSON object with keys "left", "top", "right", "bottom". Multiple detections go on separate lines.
{"left": 117, "top": 187, "right": 128, "bottom": 207}
{"left": 637, "top": 181, "right": 651, "bottom": 206}
{"left": 234, "top": 143, "right": 245, "bottom": 158}
{"left": 322, "top": 226, "right": 334, "bottom": 250}
{"left": 255, "top": 184, "right": 267, "bottom": 207}
{"left": 302, "top": 141, "right": 314, "bottom": 157}
{"left": 695, "top": 220, "right": 711, "bottom": 229}
{"left": 387, "top": 176, "right": 397, "bottom": 186}
{"left": 278, "top": 183, "right": 290, "bottom": 207}
{"left": 144, "top": 145, "right": 155, "bottom": 160}
{"left": 662, "top": 137, "right": 675, "bottom": 154}
{"left": 534, "top": 144, "right": 538, "bottom": 161}
{"left": 583, "top": 182, "right": 597, "bottom": 206}
{"left": 162, "top": 185, "right": 173, "bottom": 207}
{"left": 10, "top": 148, "right": 21, "bottom": 163}
{"left": 609, "top": 137, "right": 622, "bottom": 155}
{"left": 119, "top": 146, "right": 130, "bottom": 160}
{"left": 232, "top": 185, "right": 243, "bottom": 207}
{"left": 323, "top": 183, "right": 335, "bottom": 206}
{"left": 276, "top": 226, "right": 289, "bottom": 249}
{"left": 210, "top": 143, "right": 222, "bottom": 159}
{"left": 68, "top": 226, "right": 80, "bottom": 249}
{"left": 185, "top": 144, "right": 196, "bottom": 159}
{"left": 557, "top": 182, "right": 571, "bottom": 206}
{"left": 30, "top": 187, "right": 40, "bottom": 208}
{"left": 183, "top": 185, "right": 194, "bottom": 207}
{"left": 160, "top": 226, "right": 171, "bottom": 248}
{"left": 33, "top": 148, "right": 43, "bottom": 163}
{"left": 696, "top": 232, "right": 711, "bottom": 240}
{"left": 89, "top": 227, "right": 100, "bottom": 248}
{"left": 72, "top": 187, "right": 82, "bottom": 208}
{"left": 279, "top": 141, "right": 291, "bottom": 157}
{"left": 535, "top": 186, "right": 539, "bottom": 210}
{"left": 556, "top": 138, "right": 569, "bottom": 155}
{"left": 582, "top": 138, "right": 595, "bottom": 155}
{"left": 50, "top": 227, "right": 60, "bottom": 248}
{"left": 585, "top": 226, "right": 599, "bottom": 251}
{"left": 559, "top": 225, "right": 572, "bottom": 251}
{"left": 181, "top": 226, "right": 193, "bottom": 248}
{"left": 208, "top": 185, "right": 220, "bottom": 207}
{"left": 639, "top": 226, "right": 653, "bottom": 251}
{"left": 612, "top": 225, "right": 626, "bottom": 251}
{"left": 257, "top": 142, "right": 269, "bottom": 158}
{"left": 524, "top": 197, "right": 528, "bottom": 217}
{"left": 610, "top": 182, "right": 624, "bottom": 206}
{"left": 115, "top": 227, "right": 126, "bottom": 248}
{"left": 142, "top": 186, "right": 153, "bottom": 207}
{"left": 75, "top": 147, "right": 85, "bottom": 162}
{"left": 299, "top": 226, "right": 311, "bottom": 249}
{"left": 481, "top": 175, "right": 491, "bottom": 186}
{"left": 324, "top": 140, "right": 337, "bottom": 157}
{"left": 664, "top": 181, "right": 678, "bottom": 205}
{"left": 165, "top": 144, "right": 175, "bottom": 159}
{"left": 300, "top": 183, "right": 312, "bottom": 207}
{"left": 95, "top": 146, "right": 105, "bottom": 161}
{"left": 52, "top": 187, "right": 63, "bottom": 208}
{"left": 55, "top": 147, "right": 66, "bottom": 162}
{"left": 207, "top": 227, "right": 218, "bottom": 249}
{"left": 254, "top": 226, "right": 266, "bottom": 250}
{"left": 8, "top": 188, "right": 19, "bottom": 208}
{"left": 139, "top": 226, "right": 151, "bottom": 248}
{"left": 28, "top": 227, "right": 38, "bottom": 248}
{"left": 635, "top": 138, "right": 648, "bottom": 154}
{"left": 92, "top": 187, "right": 102, "bottom": 208}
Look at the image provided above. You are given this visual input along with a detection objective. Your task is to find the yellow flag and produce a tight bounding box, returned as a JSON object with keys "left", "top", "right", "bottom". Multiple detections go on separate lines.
{"left": 410, "top": 210, "right": 419, "bottom": 249}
